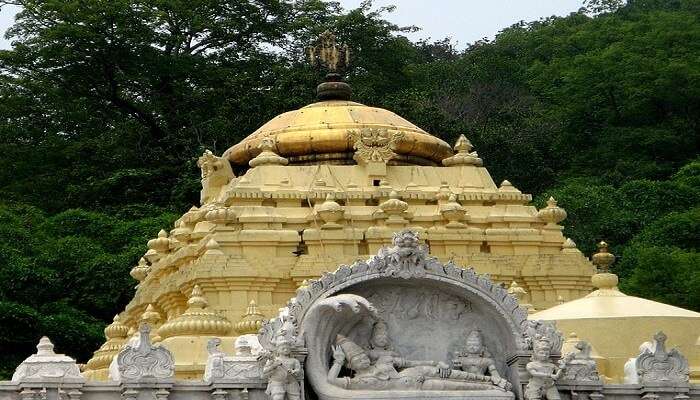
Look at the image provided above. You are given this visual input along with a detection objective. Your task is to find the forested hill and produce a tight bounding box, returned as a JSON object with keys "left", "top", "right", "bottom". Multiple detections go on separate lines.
{"left": 0, "top": 0, "right": 698, "bottom": 378}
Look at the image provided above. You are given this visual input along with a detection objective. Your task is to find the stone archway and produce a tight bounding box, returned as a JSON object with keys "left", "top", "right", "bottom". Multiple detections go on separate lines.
{"left": 259, "top": 230, "right": 559, "bottom": 400}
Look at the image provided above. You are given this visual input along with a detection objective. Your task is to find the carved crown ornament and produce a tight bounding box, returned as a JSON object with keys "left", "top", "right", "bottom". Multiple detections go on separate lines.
{"left": 115, "top": 323, "right": 174, "bottom": 381}
{"left": 636, "top": 331, "right": 690, "bottom": 385}
{"left": 349, "top": 127, "right": 405, "bottom": 165}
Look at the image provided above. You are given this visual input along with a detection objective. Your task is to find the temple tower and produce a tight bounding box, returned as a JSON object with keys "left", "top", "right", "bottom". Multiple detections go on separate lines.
{"left": 83, "top": 31, "right": 595, "bottom": 379}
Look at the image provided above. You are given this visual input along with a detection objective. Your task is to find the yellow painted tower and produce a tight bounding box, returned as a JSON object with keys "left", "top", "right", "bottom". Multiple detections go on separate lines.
{"left": 82, "top": 31, "right": 597, "bottom": 380}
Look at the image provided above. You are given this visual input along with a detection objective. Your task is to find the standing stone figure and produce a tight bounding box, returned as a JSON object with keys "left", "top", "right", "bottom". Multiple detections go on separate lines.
{"left": 525, "top": 337, "right": 570, "bottom": 400}
{"left": 262, "top": 334, "right": 302, "bottom": 400}
{"left": 453, "top": 330, "right": 512, "bottom": 390}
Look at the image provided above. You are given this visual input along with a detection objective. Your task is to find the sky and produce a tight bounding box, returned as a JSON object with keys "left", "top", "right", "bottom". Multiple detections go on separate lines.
{"left": 0, "top": 1, "right": 586, "bottom": 50}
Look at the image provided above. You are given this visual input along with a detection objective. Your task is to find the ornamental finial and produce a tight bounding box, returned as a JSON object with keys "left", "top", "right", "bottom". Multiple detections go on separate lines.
{"left": 591, "top": 241, "right": 616, "bottom": 272}
{"left": 307, "top": 30, "right": 350, "bottom": 74}
{"left": 234, "top": 299, "right": 266, "bottom": 335}
{"left": 307, "top": 30, "right": 352, "bottom": 100}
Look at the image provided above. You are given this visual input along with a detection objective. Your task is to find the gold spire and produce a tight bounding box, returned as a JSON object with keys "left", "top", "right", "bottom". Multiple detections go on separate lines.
{"left": 158, "top": 285, "right": 232, "bottom": 339}
{"left": 234, "top": 300, "right": 266, "bottom": 335}
{"left": 141, "top": 304, "right": 162, "bottom": 326}
{"left": 592, "top": 241, "right": 616, "bottom": 272}
{"left": 147, "top": 229, "right": 171, "bottom": 253}
{"left": 204, "top": 238, "right": 224, "bottom": 255}
{"left": 316, "top": 194, "right": 344, "bottom": 229}
{"left": 129, "top": 257, "right": 150, "bottom": 282}
{"left": 139, "top": 304, "right": 163, "bottom": 342}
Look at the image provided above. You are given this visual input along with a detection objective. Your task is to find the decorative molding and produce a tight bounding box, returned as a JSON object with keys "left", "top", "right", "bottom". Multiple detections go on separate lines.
{"left": 523, "top": 320, "right": 564, "bottom": 355}
{"left": 204, "top": 337, "right": 264, "bottom": 383}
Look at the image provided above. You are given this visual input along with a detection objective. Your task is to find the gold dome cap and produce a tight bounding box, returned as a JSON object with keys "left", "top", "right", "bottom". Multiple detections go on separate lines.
{"left": 224, "top": 100, "right": 453, "bottom": 167}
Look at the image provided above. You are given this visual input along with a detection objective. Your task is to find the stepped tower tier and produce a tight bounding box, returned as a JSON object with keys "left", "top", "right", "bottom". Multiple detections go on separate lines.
{"left": 83, "top": 31, "right": 596, "bottom": 380}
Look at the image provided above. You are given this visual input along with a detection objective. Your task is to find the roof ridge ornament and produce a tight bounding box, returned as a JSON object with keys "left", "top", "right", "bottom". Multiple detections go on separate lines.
{"left": 307, "top": 30, "right": 352, "bottom": 100}
{"left": 442, "top": 134, "right": 483, "bottom": 166}
{"left": 249, "top": 137, "right": 289, "bottom": 167}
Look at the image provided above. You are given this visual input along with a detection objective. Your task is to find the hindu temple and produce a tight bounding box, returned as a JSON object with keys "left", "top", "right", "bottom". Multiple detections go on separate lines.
{"left": 2, "top": 31, "right": 698, "bottom": 400}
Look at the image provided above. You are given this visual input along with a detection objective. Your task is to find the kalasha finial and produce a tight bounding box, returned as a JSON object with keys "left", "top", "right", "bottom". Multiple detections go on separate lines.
{"left": 307, "top": 30, "right": 352, "bottom": 100}
{"left": 591, "top": 241, "right": 616, "bottom": 272}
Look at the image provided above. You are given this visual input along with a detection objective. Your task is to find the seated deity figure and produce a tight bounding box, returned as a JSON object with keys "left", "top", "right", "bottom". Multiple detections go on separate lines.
{"left": 453, "top": 330, "right": 512, "bottom": 391}
{"left": 525, "top": 337, "right": 568, "bottom": 400}
{"left": 327, "top": 321, "right": 511, "bottom": 392}
{"left": 262, "top": 334, "right": 303, "bottom": 400}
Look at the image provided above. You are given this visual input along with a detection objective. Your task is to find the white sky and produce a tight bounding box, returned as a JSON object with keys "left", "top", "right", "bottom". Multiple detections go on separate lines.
{"left": 0, "top": 1, "right": 586, "bottom": 50}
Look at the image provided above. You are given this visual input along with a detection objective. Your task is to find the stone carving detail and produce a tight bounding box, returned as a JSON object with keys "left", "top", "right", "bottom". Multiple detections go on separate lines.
{"left": 453, "top": 330, "right": 512, "bottom": 390}
{"left": 364, "top": 288, "right": 471, "bottom": 322}
{"left": 197, "top": 150, "right": 234, "bottom": 205}
{"left": 523, "top": 320, "right": 564, "bottom": 355}
{"left": 116, "top": 324, "right": 174, "bottom": 381}
{"left": 375, "top": 230, "right": 429, "bottom": 279}
{"left": 525, "top": 336, "right": 571, "bottom": 400}
{"left": 261, "top": 334, "right": 303, "bottom": 400}
{"left": 636, "top": 331, "right": 689, "bottom": 385}
{"left": 204, "top": 337, "right": 264, "bottom": 382}
{"left": 12, "top": 337, "right": 84, "bottom": 382}
{"left": 328, "top": 319, "right": 510, "bottom": 392}
{"left": 349, "top": 127, "right": 404, "bottom": 164}
{"left": 560, "top": 340, "right": 602, "bottom": 383}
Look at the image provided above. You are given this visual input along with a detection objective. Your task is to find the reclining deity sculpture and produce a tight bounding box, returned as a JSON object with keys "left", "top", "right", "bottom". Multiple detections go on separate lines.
{"left": 453, "top": 330, "right": 512, "bottom": 391}
{"left": 327, "top": 319, "right": 512, "bottom": 391}
{"left": 261, "top": 334, "right": 303, "bottom": 400}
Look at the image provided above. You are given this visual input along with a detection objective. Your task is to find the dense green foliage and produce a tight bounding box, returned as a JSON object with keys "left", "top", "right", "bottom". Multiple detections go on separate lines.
{"left": 0, "top": 0, "right": 698, "bottom": 377}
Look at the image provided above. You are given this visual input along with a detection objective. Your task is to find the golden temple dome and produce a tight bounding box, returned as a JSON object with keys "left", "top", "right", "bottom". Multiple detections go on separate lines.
{"left": 223, "top": 100, "right": 453, "bottom": 167}
{"left": 530, "top": 242, "right": 700, "bottom": 383}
